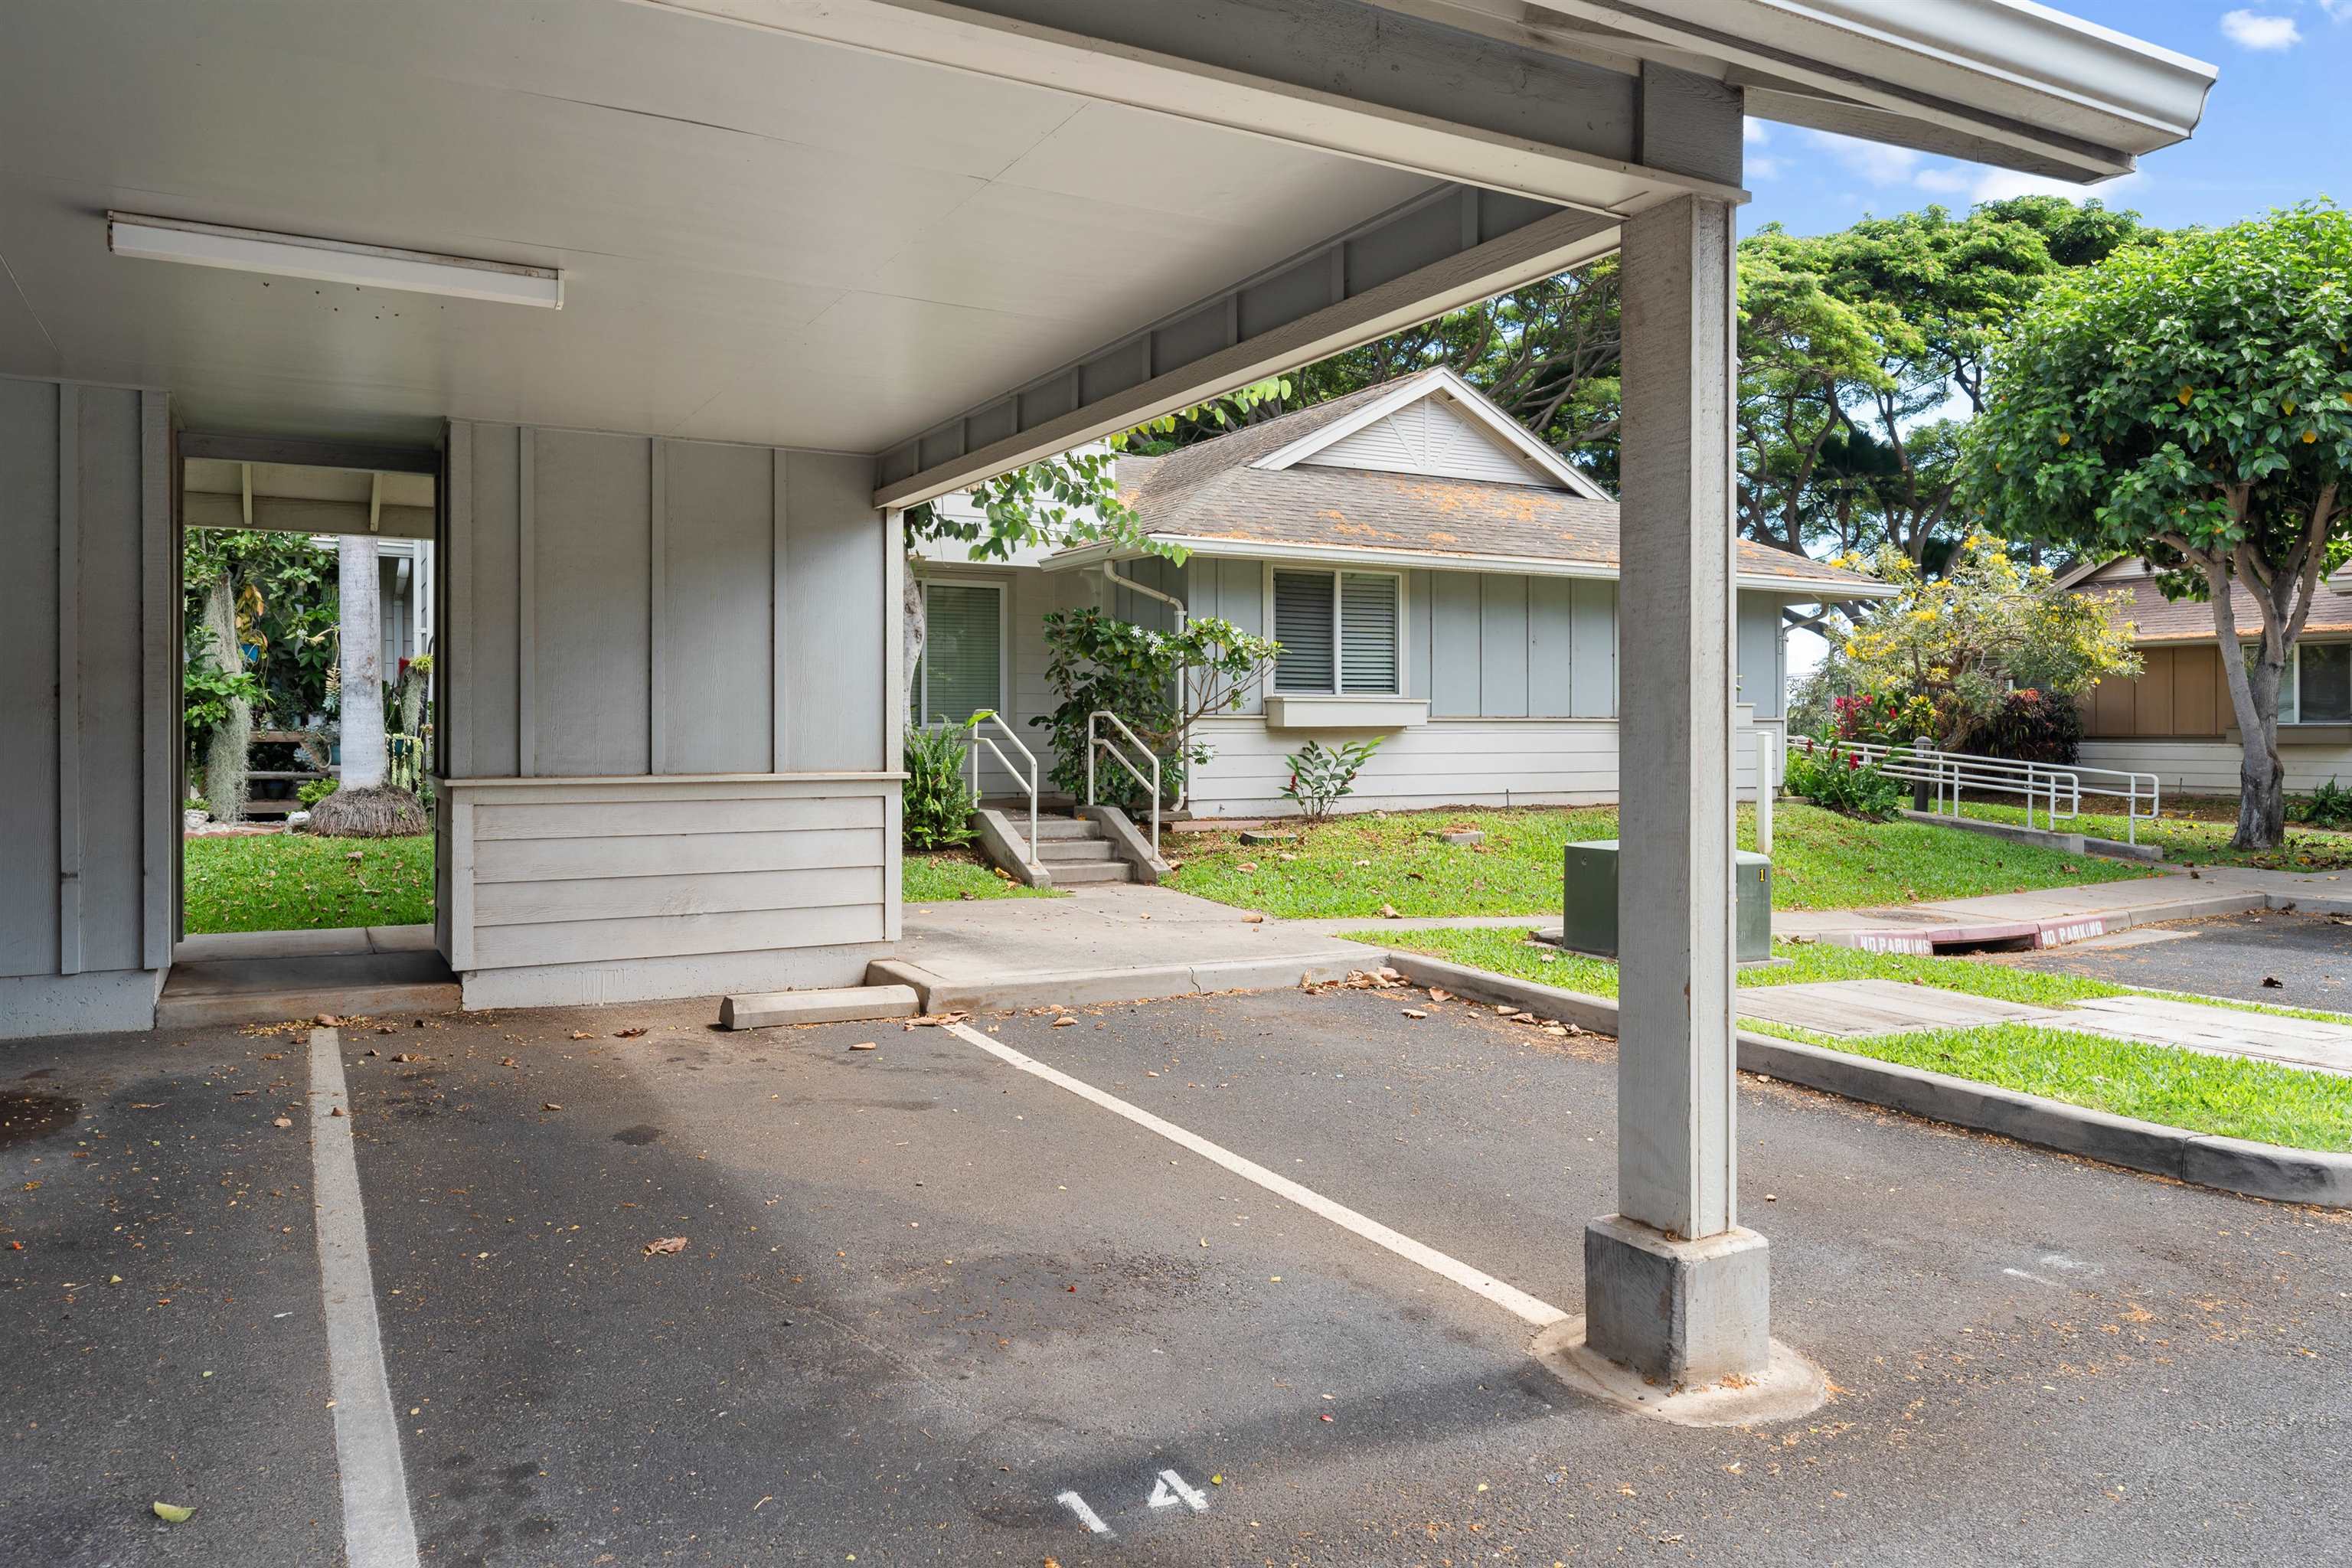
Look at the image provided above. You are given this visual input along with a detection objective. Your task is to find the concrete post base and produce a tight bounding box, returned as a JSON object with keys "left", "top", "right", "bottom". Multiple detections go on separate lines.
{"left": 1583, "top": 1214, "right": 1770, "bottom": 1386}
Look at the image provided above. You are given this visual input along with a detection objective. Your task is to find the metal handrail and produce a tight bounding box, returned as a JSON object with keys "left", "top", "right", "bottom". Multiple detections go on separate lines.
{"left": 1086, "top": 709, "right": 1161, "bottom": 856}
{"left": 1818, "top": 739, "right": 2161, "bottom": 844}
{"left": 964, "top": 710, "right": 1042, "bottom": 871}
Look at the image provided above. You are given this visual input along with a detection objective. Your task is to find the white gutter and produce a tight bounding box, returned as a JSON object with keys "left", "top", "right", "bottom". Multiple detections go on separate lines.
{"left": 1462, "top": 0, "right": 2214, "bottom": 178}
{"left": 1047, "top": 534, "right": 1898, "bottom": 599}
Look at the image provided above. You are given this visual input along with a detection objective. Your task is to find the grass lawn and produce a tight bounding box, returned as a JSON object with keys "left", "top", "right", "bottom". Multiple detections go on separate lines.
{"left": 1350, "top": 927, "right": 2352, "bottom": 1152}
{"left": 183, "top": 832, "right": 435, "bottom": 934}
{"left": 903, "top": 851, "right": 1060, "bottom": 903}
{"left": 1165, "top": 800, "right": 2154, "bottom": 920}
{"left": 1953, "top": 798, "right": 2352, "bottom": 873}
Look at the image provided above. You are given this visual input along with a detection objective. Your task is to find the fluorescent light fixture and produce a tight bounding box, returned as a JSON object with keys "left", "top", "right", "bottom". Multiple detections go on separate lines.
{"left": 106, "top": 212, "right": 562, "bottom": 309}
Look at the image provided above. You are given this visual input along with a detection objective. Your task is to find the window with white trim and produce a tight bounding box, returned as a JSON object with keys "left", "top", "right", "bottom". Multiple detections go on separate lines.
{"left": 1270, "top": 568, "right": 1402, "bottom": 694}
{"left": 910, "top": 580, "right": 1004, "bottom": 724}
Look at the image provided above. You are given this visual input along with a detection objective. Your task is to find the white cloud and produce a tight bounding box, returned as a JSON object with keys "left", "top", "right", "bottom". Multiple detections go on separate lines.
{"left": 1743, "top": 117, "right": 1771, "bottom": 145}
{"left": 1913, "top": 165, "right": 1975, "bottom": 194}
{"left": 1967, "top": 166, "right": 2146, "bottom": 204}
{"left": 1803, "top": 129, "right": 1922, "bottom": 186}
{"left": 2220, "top": 10, "right": 2302, "bottom": 50}
{"left": 1748, "top": 155, "right": 1784, "bottom": 179}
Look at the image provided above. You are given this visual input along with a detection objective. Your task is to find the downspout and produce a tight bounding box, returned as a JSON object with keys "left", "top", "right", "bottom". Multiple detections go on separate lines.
{"left": 1101, "top": 560, "right": 1188, "bottom": 810}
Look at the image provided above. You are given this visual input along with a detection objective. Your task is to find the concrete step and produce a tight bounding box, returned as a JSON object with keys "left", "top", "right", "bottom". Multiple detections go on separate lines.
{"left": 1026, "top": 816, "right": 1102, "bottom": 841}
{"left": 156, "top": 948, "right": 459, "bottom": 1029}
{"left": 719, "top": 983, "right": 922, "bottom": 1031}
{"left": 1036, "top": 838, "right": 1117, "bottom": 862}
{"left": 1048, "top": 860, "right": 1135, "bottom": 885}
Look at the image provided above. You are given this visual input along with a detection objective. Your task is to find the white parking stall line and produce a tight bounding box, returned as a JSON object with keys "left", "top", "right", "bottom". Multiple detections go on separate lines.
{"left": 942, "top": 1021, "right": 1569, "bottom": 1328}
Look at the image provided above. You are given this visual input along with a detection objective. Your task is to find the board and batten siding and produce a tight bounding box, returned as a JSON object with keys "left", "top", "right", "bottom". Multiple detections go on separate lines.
{"left": 439, "top": 424, "right": 899, "bottom": 1008}
{"left": 0, "top": 375, "right": 175, "bottom": 1037}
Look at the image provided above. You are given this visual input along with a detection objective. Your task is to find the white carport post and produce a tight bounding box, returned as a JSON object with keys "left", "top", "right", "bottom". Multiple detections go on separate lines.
{"left": 1585, "top": 192, "right": 1770, "bottom": 1386}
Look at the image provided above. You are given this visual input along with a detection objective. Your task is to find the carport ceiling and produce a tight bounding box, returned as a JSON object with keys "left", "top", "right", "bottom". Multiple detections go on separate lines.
{"left": 0, "top": 0, "right": 1441, "bottom": 449}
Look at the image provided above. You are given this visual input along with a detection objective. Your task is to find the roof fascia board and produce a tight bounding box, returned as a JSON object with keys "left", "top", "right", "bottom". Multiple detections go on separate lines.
{"left": 643, "top": 0, "right": 1746, "bottom": 216}
{"left": 1248, "top": 365, "right": 1612, "bottom": 500}
{"left": 873, "top": 201, "right": 1622, "bottom": 508}
{"left": 1431, "top": 0, "right": 2213, "bottom": 178}
{"left": 1048, "top": 532, "right": 1896, "bottom": 596}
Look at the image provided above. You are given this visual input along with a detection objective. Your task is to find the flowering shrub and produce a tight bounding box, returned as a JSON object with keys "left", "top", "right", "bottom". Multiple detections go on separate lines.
{"left": 1957, "top": 687, "right": 2084, "bottom": 766}
{"left": 1784, "top": 738, "right": 1906, "bottom": 821}
{"left": 1831, "top": 691, "right": 1936, "bottom": 745}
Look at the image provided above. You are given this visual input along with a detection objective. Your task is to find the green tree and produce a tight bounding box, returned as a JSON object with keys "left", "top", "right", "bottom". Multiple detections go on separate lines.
{"left": 1821, "top": 533, "right": 2140, "bottom": 750}
{"left": 1962, "top": 203, "right": 2352, "bottom": 848}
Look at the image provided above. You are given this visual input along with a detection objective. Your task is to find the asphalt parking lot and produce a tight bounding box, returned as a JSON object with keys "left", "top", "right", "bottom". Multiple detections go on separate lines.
{"left": 5, "top": 983, "right": 2347, "bottom": 1566}
{"left": 2004, "top": 909, "right": 2352, "bottom": 1009}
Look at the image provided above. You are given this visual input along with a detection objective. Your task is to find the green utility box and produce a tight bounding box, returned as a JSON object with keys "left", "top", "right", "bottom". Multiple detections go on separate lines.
{"left": 1560, "top": 840, "right": 1772, "bottom": 962}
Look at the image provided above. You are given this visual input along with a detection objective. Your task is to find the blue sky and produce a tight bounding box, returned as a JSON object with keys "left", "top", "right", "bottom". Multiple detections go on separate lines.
{"left": 1742, "top": 1, "right": 2346, "bottom": 237}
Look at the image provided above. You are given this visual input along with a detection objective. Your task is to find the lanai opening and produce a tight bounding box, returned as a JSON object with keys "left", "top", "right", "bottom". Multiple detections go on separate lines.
{"left": 164, "top": 439, "right": 458, "bottom": 1025}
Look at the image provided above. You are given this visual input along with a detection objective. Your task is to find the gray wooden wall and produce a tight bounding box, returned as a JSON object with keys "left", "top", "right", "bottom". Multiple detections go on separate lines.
{"left": 437, "top": 424, "right": 898, "bottom": 1008}
{"left": 443, "top": 424, "right": 891, "bottom": 779}
{"left": 0, "top": 375, "right": 174, "bottom": 1037}
{"left": 1184, "top": 559, "right": 1791, "bottom": 720}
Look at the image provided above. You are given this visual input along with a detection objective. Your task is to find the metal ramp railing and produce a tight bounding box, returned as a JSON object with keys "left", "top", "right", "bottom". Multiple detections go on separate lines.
{"left": 964, "top": 710, "right": 1043, "bottom": 873}
{"left": 1086, "top": 709, "right": 1161, "bottom": 857}
{"left": 1828, "top": 740, "right": 2161, "bottom": 844}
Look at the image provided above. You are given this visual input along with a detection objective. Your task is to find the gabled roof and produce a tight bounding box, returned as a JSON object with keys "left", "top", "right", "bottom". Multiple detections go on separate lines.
{"left": 2075, "top": 556, "right": 2352, "bottom": 644}
{"left": 1062, "top": 370, "right": 1887, "bottom": 597}
{"left": 1250, "top": 367, "right": 1612, "bottom": 499}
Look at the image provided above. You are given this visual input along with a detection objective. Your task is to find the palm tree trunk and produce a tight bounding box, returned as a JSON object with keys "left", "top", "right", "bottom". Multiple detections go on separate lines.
{"left": 338, "top": 534, "right": 386, "bottom": 791}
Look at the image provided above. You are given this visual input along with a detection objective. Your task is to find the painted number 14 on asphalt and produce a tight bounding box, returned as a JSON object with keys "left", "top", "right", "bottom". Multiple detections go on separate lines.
{"left": 1057, "top": 1469, "right": 1209, "bottom": 1534}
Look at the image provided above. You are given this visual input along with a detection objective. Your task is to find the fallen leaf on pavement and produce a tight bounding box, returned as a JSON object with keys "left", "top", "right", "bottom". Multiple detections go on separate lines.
{"left": 1052, "top": 1017, "right": 1077, "bottom": 1027}
{"left": 2262, "top": 975, "right": 2284, "bottom": 988}
{"left": 272, "top": 1117, "right": 292, "bottom": 1129}
{"left": 614, "top": 1027, "right": 648, "bottom": 1038}
{"left": 643, "top": 1236, "right": 689, "bottom": 1256}
{"left": 569, "top": 1031, "right": 593, "bottom": 1040}
{"left": 541, "top": 1102, "right": 564, "bottom": 1111}
{"left": 313, "top": 1013, "right": 339, "bottom": 1027}
{"left": 849, "top": 1043, "right": 877, "bottom": 1051}
{"left": 1400, "top": 1008, "right": 1426, "bottom": 1020}
{"left": 1428, "top": 988, "right": 1451, "bottom": 1002}
{"left": 152, "top": 1502, "right": 194, "bottom": 1523}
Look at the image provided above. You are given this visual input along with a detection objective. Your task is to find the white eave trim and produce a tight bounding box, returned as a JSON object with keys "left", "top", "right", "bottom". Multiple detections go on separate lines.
{"left": 1247, "top": 366, "right": 1613, "bottom": 501}
{"left": 1507, "top": 0, "right": 2215, "bottom": 176}
{"left": 1045, "top": 534, "right": 1896, "bottom": 597}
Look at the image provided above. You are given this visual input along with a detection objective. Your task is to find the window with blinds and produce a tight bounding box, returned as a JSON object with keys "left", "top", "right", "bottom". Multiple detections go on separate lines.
{"left": 1340, "top": 573, "right": 1398, "bottom": 694}
{"left": 913, "top": 582, "right": 1002, "bottom": 724}
{"left": 1272, "top": 567, "right": 1400, "bottom": 694}
{"left": 1272, "top": 570, "right": 1335, "bottom": 692}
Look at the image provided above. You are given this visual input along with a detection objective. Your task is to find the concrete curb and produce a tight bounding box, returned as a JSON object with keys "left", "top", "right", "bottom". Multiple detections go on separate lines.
{"left": 866, "top": 948, "right": 1378, "bottom": 1014}
{"left": 1899, "top": 808, "right": 2164, "bottom": 862}
{"left": 1805, "top": 889, "right": 2273, "bottom": 956}
{"left": 1378, "top": 949, "right": 2352, "bottom": 1210}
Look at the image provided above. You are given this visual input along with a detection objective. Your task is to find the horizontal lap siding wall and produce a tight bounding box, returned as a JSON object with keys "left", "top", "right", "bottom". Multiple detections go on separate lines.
{"left": 1175, "top": 567, "right": 1787, "bottom": 816}
{"left": 443, "top": 426, "right": 894, "bottom": 1003}
{"left": 450, "top": 780, "right": 887, "bottom": 970}
{"left": 2078, "top": 738, "right": 2352, "bottom": 795}
{"left": 0, "top": 376, "right": 172, "bottom": 1037}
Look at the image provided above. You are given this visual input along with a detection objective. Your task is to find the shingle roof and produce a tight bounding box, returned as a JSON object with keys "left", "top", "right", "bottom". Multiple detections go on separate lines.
{"left": 1105, "top": 374, "right": 1879, "bottom": 593}
{"left": 2079, "top": 559, "right": 2352, "bottom": 643}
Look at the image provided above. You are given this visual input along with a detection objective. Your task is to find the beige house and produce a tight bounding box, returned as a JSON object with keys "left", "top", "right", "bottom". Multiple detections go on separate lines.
{"left": 2067, "top": 556, "right": 2352, "bottom": 793}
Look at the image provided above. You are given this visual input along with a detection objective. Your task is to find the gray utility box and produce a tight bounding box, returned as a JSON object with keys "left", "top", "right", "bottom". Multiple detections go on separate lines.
{"left": 1560, "top": 840, "right": 1772, "bottom": 962}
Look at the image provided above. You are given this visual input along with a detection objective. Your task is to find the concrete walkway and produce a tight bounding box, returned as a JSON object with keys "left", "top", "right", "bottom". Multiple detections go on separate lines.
{"left": 890, "top": 884, "right": 1378, "bottom": 1010}
{"left": 1733, "top": 975, "right": 2352, "bottom": 1075}
{"left": 898, "top": 863, "right": 2352, "bottom": 1013}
